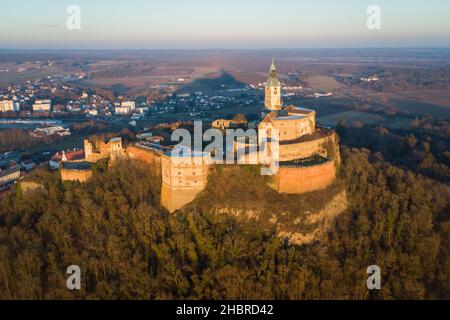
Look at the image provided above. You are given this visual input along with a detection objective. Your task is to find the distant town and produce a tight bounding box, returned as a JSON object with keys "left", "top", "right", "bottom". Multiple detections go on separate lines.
{"left": 0, "top": 67, "right": 334, "bottom": 120}
{"left": 1, "top": 48, "right": 449, "bottom": 198}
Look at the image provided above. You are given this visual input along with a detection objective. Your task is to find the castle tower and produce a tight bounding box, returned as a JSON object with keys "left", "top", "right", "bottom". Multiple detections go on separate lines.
{"left": 84, "top": 139, "right": 93, "bottom": 161}
{"left": 264, "top": 58, "right": 282, "bottom": 111}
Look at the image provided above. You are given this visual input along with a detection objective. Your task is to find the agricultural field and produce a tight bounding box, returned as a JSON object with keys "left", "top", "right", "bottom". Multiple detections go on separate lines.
{"left": 85, "top": 62, "right": 220, "bottom": 89}
{"left": 317, "top": 111, "right": 386, "bottom": 126}
{"left": 387, "top": 99, "right": 450, "bottom": 119}
{"left": 0, "top": 63, "right": 63, "bottom": 86}
{"left": 316, "top": 108, "right": 414, "bottom": 129}
{"left": 289, "top": 97, "right": 352, "bottom": 117}
{"left": 304, "top": 75, "right": 345, "bottom": 91}
{"left": 392, "top": 89, "right": 450, "bottom": 107}
{"left": 387, "top": 89, "right": 450, "bottom": 119}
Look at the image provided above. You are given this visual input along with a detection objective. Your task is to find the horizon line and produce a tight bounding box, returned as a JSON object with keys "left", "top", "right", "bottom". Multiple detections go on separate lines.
{"left": 1, "top": 46, "right": 450, "bottom": 52}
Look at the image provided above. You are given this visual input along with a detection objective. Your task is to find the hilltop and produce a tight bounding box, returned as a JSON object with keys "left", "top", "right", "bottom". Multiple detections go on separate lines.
{"left": 0, "top": 146, "right": 449, "bottom": 299}
{"left": 188, "top": 164, "right": 347, "bottom": 245}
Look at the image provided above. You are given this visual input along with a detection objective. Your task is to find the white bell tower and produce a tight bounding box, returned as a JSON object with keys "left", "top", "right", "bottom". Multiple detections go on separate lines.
{"left": 264, "top": 58, "right": 281, "bottom": 111}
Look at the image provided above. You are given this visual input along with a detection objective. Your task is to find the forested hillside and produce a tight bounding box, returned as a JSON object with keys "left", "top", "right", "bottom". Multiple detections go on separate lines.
{"left": 0, "top": 145, "right": 449, "bottom": 299}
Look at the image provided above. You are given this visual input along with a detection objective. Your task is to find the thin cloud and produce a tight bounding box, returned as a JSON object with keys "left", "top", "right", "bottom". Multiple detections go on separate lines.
{"left": 40, "top": 24, "right": 63, "bottom": 28}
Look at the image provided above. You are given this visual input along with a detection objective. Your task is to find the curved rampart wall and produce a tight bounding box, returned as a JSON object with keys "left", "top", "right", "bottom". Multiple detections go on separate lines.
{"left": 279, "top": 131, "right": 337, "bottom": 162}
{"left": 272, "top": 160, "right": 336, "bottom": 194}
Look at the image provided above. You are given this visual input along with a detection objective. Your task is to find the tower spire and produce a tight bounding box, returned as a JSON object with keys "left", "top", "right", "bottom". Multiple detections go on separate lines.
{"left": 264, "top": 58, "right": 282, "bottom": 111}
{"left": 266, "top": 57, "right": 280, "bottom": 87}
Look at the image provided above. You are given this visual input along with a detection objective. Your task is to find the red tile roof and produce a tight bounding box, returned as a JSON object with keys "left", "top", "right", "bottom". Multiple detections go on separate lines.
{"left": 51, "top": 150, "right": 85, "bottom": 162}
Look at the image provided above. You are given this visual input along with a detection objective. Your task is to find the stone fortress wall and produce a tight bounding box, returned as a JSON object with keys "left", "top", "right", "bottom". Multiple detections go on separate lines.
{"left": 273, "top": 160, "right": 336, "bottom": 194}
{"left": 59, "top": 127, "right": 339, "bottom": 211}
{"left": 126, "top": 144, "right": 211, "bottom": 213}
{"left": 273, "top": 129, "right": 339, "bottom": 194}
{"left": 60, "top": 167, "right": 93, "bottom": 183}
{"left": 85, "top": 137, "right": 124, "bottom": 163}
{"left": 127, "top": 144, "right": 164, "bottom": 177}
{"left": 278, "top": 129, "right": 337, "bottom": 162}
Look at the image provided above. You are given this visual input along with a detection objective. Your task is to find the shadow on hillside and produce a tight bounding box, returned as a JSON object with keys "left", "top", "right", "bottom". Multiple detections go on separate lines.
{"left": 175, "top": 70, "right": 247, "bottom": 94}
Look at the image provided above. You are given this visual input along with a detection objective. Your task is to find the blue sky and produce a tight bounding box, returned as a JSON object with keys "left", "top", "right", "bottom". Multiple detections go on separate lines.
{"left": 1, "top": 0, "right": 450, "bottom": 49}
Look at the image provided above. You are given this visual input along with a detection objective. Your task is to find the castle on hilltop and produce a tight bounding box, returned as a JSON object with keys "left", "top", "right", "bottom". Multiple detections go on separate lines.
{"left": 60, "top": 59, "right": 340, "bottom": 213}
{"left": 257, "top": 59, "right": 340, "bottom": 194}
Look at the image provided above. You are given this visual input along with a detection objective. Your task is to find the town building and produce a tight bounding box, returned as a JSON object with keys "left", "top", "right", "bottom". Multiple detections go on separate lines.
{"left": 147, "top": 136, "right": 164, "bottom": 144}
{"left": 33, "top": 125, "right": 71, "bottom": 137}
{"left": 0, "top": 166, "right": 21, "bottom": 185}
{"left": 0, "top": 100, "right": 20, "bottom": 112}
{"left": 33, "top": 99, "right": 52, "bottom": 112}
{"left": 114, "top": 106, "right": 130, "bottom": 115}
{"left": 49, "top": 150, "right": 85, "bottom": 170}
{"left": 115, "top": 101, "right": 136, "bottom": 115}
{"left": 20, "top": 159, "right": 36, "bottom": 171}
{"left": 122, "top": 101, "right": 136, "bottom": 111}
{"left": 211, "top": 119, "right": 246, "bottom": 130}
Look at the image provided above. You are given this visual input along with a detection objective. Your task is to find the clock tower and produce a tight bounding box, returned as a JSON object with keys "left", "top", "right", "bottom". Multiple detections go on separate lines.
{"left": 264, "top": 58, "right": 282, "bottom": 111}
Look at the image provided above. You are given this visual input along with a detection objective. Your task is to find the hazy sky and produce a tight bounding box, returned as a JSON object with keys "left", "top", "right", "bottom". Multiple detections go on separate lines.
{"left": 1, "top": 0, "right": 450, "bottom": 49}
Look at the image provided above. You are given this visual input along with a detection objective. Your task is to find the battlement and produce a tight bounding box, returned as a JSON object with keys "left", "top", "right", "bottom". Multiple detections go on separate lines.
{"left": 60, "top": 137, "right": 125, "bottom": 183}
{"left": 84, "top": 137, "right": 124, "bottom": 163}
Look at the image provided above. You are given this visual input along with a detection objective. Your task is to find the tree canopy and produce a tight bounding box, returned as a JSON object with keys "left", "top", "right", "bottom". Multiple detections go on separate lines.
{"left": 0, "top": 141, "right": 449, "bottom": 299}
